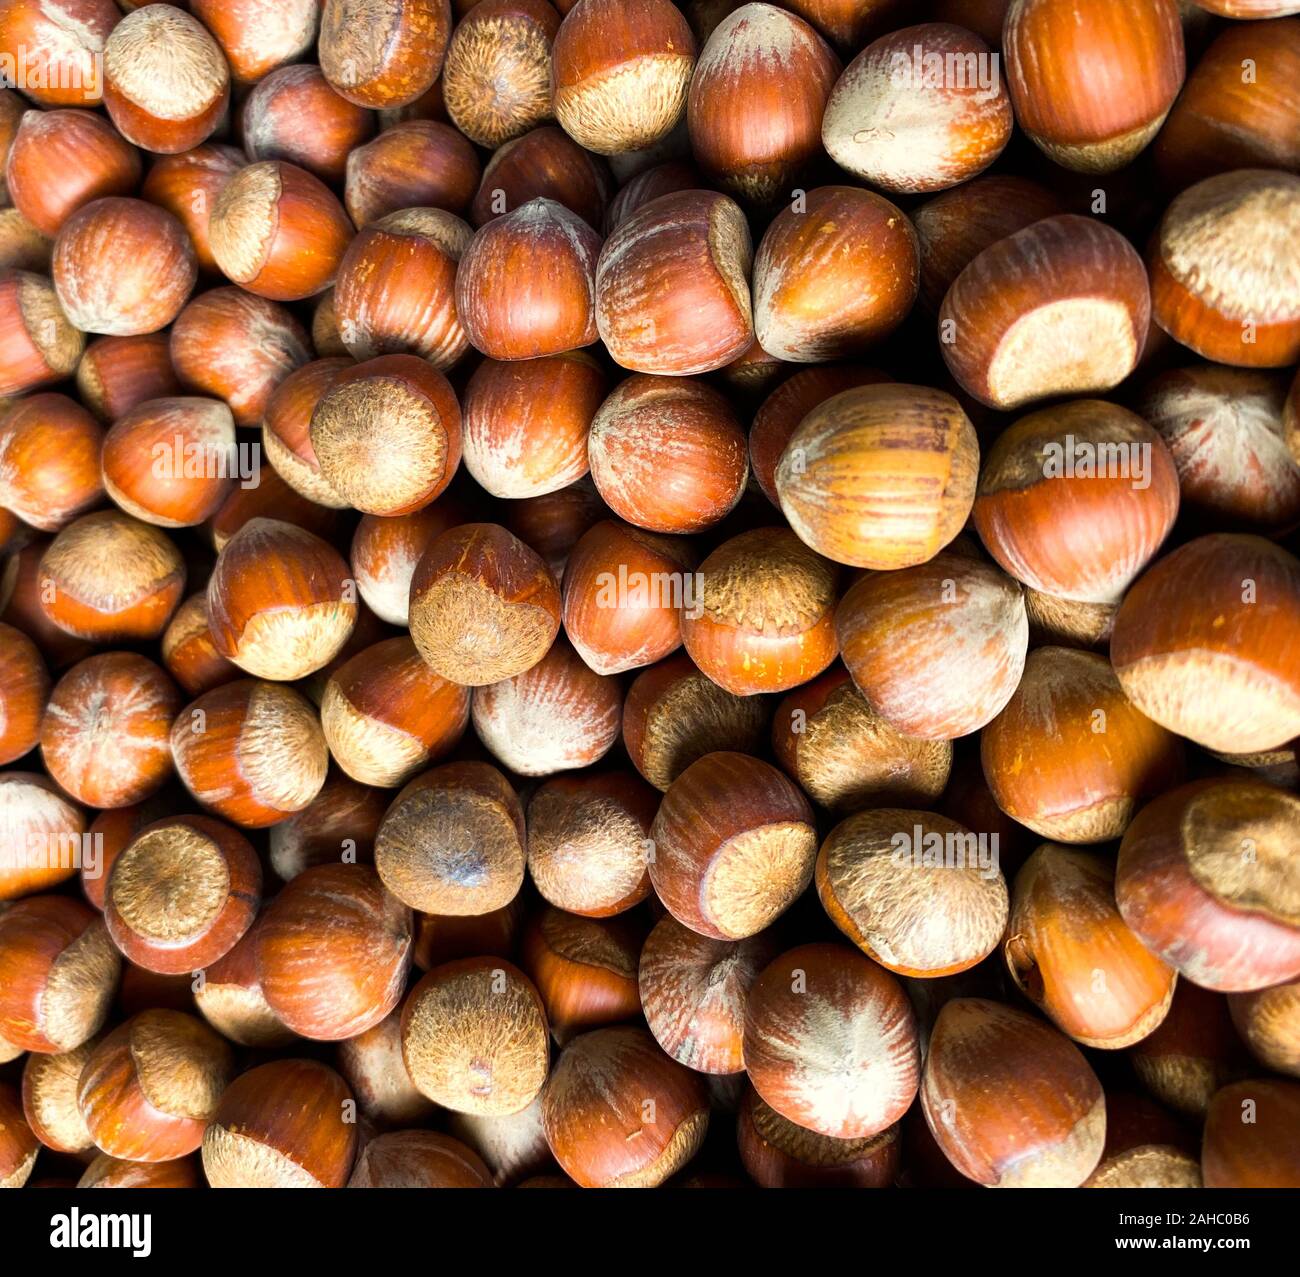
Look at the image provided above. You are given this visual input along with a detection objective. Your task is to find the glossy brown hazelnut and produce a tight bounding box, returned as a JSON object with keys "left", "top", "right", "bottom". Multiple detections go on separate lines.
{"left": 344, "top": 120, "right": 481, "bottom": 226}
{"left": 401, "top": 956, "right": 549, "bottom": 1113}
{"left": 526, "top": 772, "right": 656, "bottom": 915}
{"left": 1004, "top": 844, "right": 1176, "bottom": 1048}
{"left": 779, "top": 384, "right": 977, "bottom": 571}
{"left": 77, "top": 1010, "right": 232, "bottom": 1161}
{"left": 256, "top": 863, "right": 413, "bottom": 1041}
{"left": 101, "top": 396, "right": 239, "bottom": 527}
{"left": 0, "top": 392, "right": 104, "bottom": 531}
{"left": 745, "top": 943, "right": 919, "bottom": 1138}
{"left": 982, "top": 646, "right": 1185, "bottom": 843}
{"left": 588, "top": 375, "right": 747, "bottom": 533}
{"left": 753, "top": 186, "right": 917, "bottom": 362}
{"left": 520, "top": 907, "right": 643, "bottom": 1037}
{"left": 835, "top": 550, "right": 1028, "bottom": 740}
{"left": 922, "top": 997, "right": 1105, "bottom": 1187}
{"left": 471, "top": 635, "right": 622, "bottom": 776}
{"left": 603, "top": 159, "right": 699, "bottom": 233}
{"left": 595, "top": 188, "right": 752, "bottom": 375}
{"left": 333, "top": 208, "right": 471, "bottom": 368}
{"left": 552, "top": 0, "right": 696, "bottom": 154}
{"left": 0, "top": 1081, "right": 38, "bottom": 1188}
{"left": 261, "top": 358, "right": 353, "bottom": 507}
{"left": 202, "top": 1059, "right": 359, "bottom": 1188}
{"left": 375, "top": 761, "right": 527, "bottom": 915}
{"left": 39, "top": 510, "right": 186, "bottom": 642}
{"left": 53, "top": 197, "right": 197, "bottom": 335}
{"left": 442, "top": 0, "right": 561, "bottom": 147}
{"left": 561, "top": 519, "right": 695, "bottom": 675}
{"left": 1229, "top": 978, "right": 1300, "bottom": 1078}
{"left": 337, "top": 1008, "right": 437, "bottom": 1128}
{"left": 1149, "top": 169, "right": 1300, "bottom": 368}
{"left": 309, "top": 358, "right": 460, "bottom": 518}
{"left": 193, "top": 916, "right": 293, "bottom": 1048}
{"left": 774, "top": 668, "right": 952, "bottom": 811}
{"left": 0, "top": 895, "right": 118, "bottom": 1051}
{"left": 622, "top": 652, "right": 768, "bottom": 790}
{"left": 268, "top": 771, "right": 387, "bottom": 883}
{"left": 169, "top": 287, "right": 311, "bottom": 427}
{"left": 0, "top": 771, "right": 90, "bottom": 902}
{"left": 1, "top": 541, "right": 96, "bottom": 671}
{"left": 409, "top": 522, "right": 561, "bottom": 686}
{"left": 0, "top": 270, "right": 84, "bottom": 396}
{"left": 0, "top": 621, "right": 47, "bottom": 765}
{"left": 463, "top": 352, "right": 604, "bottom": 498}
{"left": 191, "top": 0, "right": 318, "bottom": 85}
{"left": 103, "top": 5, "right": 230, "bottom": 153}
{"left": 639, "top": 916, "right": 774, "bottom": 1074}
{"left": 1138, "top": 365, "right": 1300, "bottom": 534}
{"left": 349, "top": 1130, "right": 494, "bottom": 1187}
{"left": 650, "top": 751, "right": 816, "bottom": 940}
{"left": 687, "top": 4, "right": 839, "bottom": 203}
{"left": 351, "top": 501, "right": 465, "bottom": 626}
{"left": 0, "top": 0, "right": 119, "bottom": 107}
{"left": 456, "top": 198, "right": 600, "bottom": 359}
{"left": 139, "top": 144, "right": 245, "bottom": 276}
{"left": 1202, "top": 1079, "right": 1300, "bottom": 1188}
{"left": 1003, "top": 0, "right": 1184, "bottom": 172}
{"left": 76, "top": 333, "right": 181, "bottom": 422}
{"left": 912, "top": 174, "right": 1065, "bottom": 312}
{"left": 170, "top": 679, "right": 328, "bottom": 827}
{"left": 39, "top": 653, "right": 179, "bottom": 808}
{"left": 413, "top": 898, "right": 525, "bottom": 971}
{"left": 159, "top": 592, "right": 240, "bottom": 697}
{"left": 1110, "top": 534, "right": 1300, "bottom": 753}
{"left": 1154, "top": 19, "right": 1300, "bottom": 189}
{"left": 940, "top": 215, "right": 1151, "bottom": 410}
{"left": 541, "top": 1025, "right": 709, "bottom": 1187}
{"left": 21, "top": 1038, "right": 97, "bottom": 1154}
{"left": 749, "top": 365, "right": 889, "bottom": 505}
{"left": 207, "top": 517, "right": 358, "bottom": 681}
{"left": 104, "top": 813, "right": 261, "bottom": 974}
{"left": 823, "top": 24, "right": 1011, "bottom": 193}
{"left": 1116, "top": 777, "right": 1300, "bottom": 992}
{"left": 974, "top": 400, "right": 1181, "bottom": 604}
{"left": 322, "top": 636, "right": 470, "bottom": 787}
{"left": 319, "top": 0, "right": 451, "bottom": 110}
{"left": 471, "top": 126, "right": 610, "bottom": 229}
{"left": 78, "top": 1153, "right": 201, "bottom": 1189}
{"left": 6, "top": 109, "right": 141, "bottom": 237}
{"left": 816, "top": 809, "right": 1007, "bottom": 977}
{"left": 681, "top": 527, "right": 838, "bottom": 696}
{"left": 210, "top": 162, "right": 354, "bottom": 302}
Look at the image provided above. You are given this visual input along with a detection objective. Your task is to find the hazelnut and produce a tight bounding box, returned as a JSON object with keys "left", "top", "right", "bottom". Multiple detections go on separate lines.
{"left": 344, "top": 120, "right": 481, "bottom": 226}
{"left": 319, "top": 0, "right": 452, "bottom": 110}
{"left": 349, "top": 1130, "right": 493, "bottom": 1187}
{"left": 191, "top": 0, "right": 318, "bottom": 85}
{"left": 337, "top": 1008, "right": 437, "bottom": 1128}
{"left": 0, "top": 621, "right": 48, "bottom": 765}
{"left": 261, "top": 358, "right": 354, "bottom": 508}
{"left": 268, "top": 770, "right": 387, "bottom": 883}
{"left": 0, "top": 0, "right": 119, "bottom": 107}
{"left": 159, "top": 592, "right": 240, "bottom": 698}
{"left": 75, "top": 332, "right": 180, "bottom": 422}
{"left": 0, "top": 392, "right": 104, "bottom": 532}
{"left": 470, "top": 125, "right": 611, "bottom": 229}
{"left": 0, "top": 270, "right": 85, "bottom": 396}
{"left": 139, "top": 144, "right": 245, "bottom": 277}
{"left": 350, "top": 501, "right": 466, "bottom": 626}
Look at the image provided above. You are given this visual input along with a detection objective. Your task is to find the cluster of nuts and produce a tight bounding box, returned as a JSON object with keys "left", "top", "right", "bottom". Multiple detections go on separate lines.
{"left": 1, "top": 0, "right": 1299, "bottom": 1194}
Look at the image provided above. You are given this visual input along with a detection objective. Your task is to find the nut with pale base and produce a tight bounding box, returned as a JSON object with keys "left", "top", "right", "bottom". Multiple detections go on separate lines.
{"left": 170, "top": 680, "right": 329, "bottom": 828}
{"left": 349, "top": 1131, "right": 494, "bottom": 1188}
{"left": 0, "top": 896, "right": 119, "bottom": 1052}
{"left": 1229, "top": 978, "right": 1300, "bottom": 1078}
{"left": 337, "top": 1008, "right": 437, "bottom": 1129}
{"left": 0, "top": 1083, "right": 37, "bottom": 1189}
{"left": 1003, "top": 844, "right": 1176, "bottom": 1048}
{"left": 0, "top": 270, "right": 84, "bottom": 397}
{"left": 541, "top": 1025, "right": 709, "bottom": 1187}
{"left": 139, "top": 145, "right": 245, "bottom": 277}
{"left": 77, "top": 1154, "right": 201, "bottom": 1189}
{"left": 408, "top": 522, "right": 561, "bottom": 687}
{"left": 194, "top": 917, "right": 293, "bottom": 1049}
{"left": 1115, "top": 778, "right": 1300, "bottom": 993}
{"left": 21, "top": 1038, "right": 98, "bottom": 1155}
{"left": 104, "top": 814, "right": 262, "bottom": 976}
{"left": 1082, "top": 1091, "right": 1200, "bottom": 1189}
{"left": 319, "top": 0, "right": 451, "bottom": 110}
{"left": 816, "top": 809, "right": 1008, "bottom": 978}
{"left": 350, "top": 502, "right": 466, "bottom": 627}
{"left": 0, "top": 0, "right": 118, "bottom": 108}
{"left": 76, "top": 1010, "right": 233, "bottom": 1162}
{"left": 256, "top": 863, "right": 413, "bottom": 1042}
{"left": 201, "top": 1059, "right": 358, "bottom": 1188}
{"left": 921, "top": 997, "right": 1105, "bottom": 1187}
{"left": 776, "top": 383, "right": 978, "bottom": 570}
{"left": 0, "top": 773, "right": 88, "bottom": 900}
{"left": 401, "top": 956, "right": 550, "bottom": 1115}
{"left": 191, "top": 0, "right": 318, "bottom": 85}
{"left": 375, "top": 761, "right": 527, "bottom": 916}
{"left": 981, "top": 646, "right": 1185, "bottom": 844}
{"left": 207, "top": 518, "right": 358, "bottom": 683}
{"left": 939, "top": 215, "right": 1151, "bottom": 411}
{"left": 261, "top": 359, "right": 353, "bottom": 509}
{"left": 744, "top": 943, "right": 920, "bottom": 1140}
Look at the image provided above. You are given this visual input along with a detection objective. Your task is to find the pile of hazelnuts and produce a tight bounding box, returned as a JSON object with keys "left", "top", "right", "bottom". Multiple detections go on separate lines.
{"left": 0, "top": 0, "right": 1298, "bottom": 1194}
